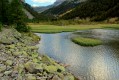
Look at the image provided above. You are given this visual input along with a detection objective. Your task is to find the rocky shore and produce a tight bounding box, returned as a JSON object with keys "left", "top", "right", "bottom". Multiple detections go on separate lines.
{"left": 0, "top": 28, "right": 75, "bottom": 80}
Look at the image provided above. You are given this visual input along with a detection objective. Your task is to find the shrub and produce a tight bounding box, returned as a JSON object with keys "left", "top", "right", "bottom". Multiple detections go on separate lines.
{"left": 15, "top": 23, "right": 31, "bottom": 32}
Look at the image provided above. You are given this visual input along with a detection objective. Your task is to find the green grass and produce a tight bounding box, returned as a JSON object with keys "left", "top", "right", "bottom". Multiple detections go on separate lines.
{"left": 29, "top": 24, "right": 119, "bottom": 33}
{"left": 71, "top": 37, "right": 102, "bottom": 46}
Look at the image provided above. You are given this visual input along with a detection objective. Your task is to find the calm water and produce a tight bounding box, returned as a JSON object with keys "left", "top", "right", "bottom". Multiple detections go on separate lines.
{"left": 36, "top": 29, "right": 119, "bottom": 80}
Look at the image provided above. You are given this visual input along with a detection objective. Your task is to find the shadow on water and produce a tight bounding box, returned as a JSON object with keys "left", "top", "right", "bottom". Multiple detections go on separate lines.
{"left": 36, "top": 29, "right": 119, "bottom": 80}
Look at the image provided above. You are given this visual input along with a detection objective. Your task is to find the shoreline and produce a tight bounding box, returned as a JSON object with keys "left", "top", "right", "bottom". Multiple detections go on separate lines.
{"left": 0, "top": 28, "right": 76, "bottom": 80}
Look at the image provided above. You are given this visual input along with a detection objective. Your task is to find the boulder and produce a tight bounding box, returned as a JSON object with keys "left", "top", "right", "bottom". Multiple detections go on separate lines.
{"left": 24, "top": 62, "right": 43, "bottom": 73}
{"left": 5, "top": 60, "right": 13, "bottom": 66}
{"left": 44, "top": 65, "right": 57, "bottom": 73}
{"left": 0, "top": 65, "right": 6, "bottom": 72}
{"left": 52, "top": 75, "right": 61, "bottom": 80}
{"left": 25, "top": 74, "right": 36, "bottom": 80}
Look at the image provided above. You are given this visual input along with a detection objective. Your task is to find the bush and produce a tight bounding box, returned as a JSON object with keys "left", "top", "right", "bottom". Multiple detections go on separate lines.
{"left": 15, "top": 23, "right": 31, "bottom": 32}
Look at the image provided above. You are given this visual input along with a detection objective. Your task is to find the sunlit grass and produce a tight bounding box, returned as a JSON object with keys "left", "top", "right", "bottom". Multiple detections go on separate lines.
{"left": 29, "top": 24, "right": 119, "bottom": 33}
{"left": 71, "top": 37, "right": 102, "bottom": 46}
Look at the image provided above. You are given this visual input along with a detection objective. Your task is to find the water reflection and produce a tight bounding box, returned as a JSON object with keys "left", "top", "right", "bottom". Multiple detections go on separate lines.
{"left": 36, "top": 29, "right": 119, "bottom": 80}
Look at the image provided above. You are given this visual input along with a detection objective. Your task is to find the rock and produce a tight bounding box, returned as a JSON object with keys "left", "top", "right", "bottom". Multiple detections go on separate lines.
{"left": 0, "top": 73, "right": 3, "bottom": 77}
{"left": 25, "top": 62, "right": 43, "bottom": 73}
{"left": 64, "top": 75, "right": 75, "bottom": 80}
{"left": 4, "top": 70, "right": 12, "bottom": 75}
{"left": 25, "top": 74, "right": 36, "bottom": 80}
{"left": 0, "top": 65, "right": 6, "bottom": 72}
{"left": 11, "top": 71, "right": 18, "bottom": 77}
{"left": 5, "top": 60, "right": 13, "bottom": 66}
{"left": 52, "top": 75, "right": 61, "bottom": 80}
{"left": 37, "top": 73, "right": 43, "bottom": 76}
{"left": 42, "top": 55, "right": 56, "bottom": 65}
{"left": 12, "top": 52, "right": 21, "bottom": 57}
{"left": 17, "top": 64, "right": 24, "bottom": 74}
{"left": 56, "top": 65, "right": 65, "bottom": 72}
{"left": 22, "top": 51, "right": 28, "bottom": 56}
{"left": 0, "top": 56, "right": 7, "bottom": 62}
{"left": 33, "top": 58, "right": 39, "bottom": 63}
{"left": 8, "top": 44, "right": 15, "bottom": 49}
{"left": 43, "top": 64, "right": 65, "bottom": 73}
{"left": 44, "top": 65, "right": 57, "bottom": 73}
{"left": 31, "top": 53, "right": 39, "bottom": 58}
{"left": 57, "top": 73, "right": 64, "bottom": 79}
{"left": 0, "top": 28, "right": 75, "bottom": 80}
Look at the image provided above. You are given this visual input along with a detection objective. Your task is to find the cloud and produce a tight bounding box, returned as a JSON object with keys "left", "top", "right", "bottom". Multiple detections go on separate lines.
{"left": 31, "top": 0, "right": 56, "bottom": 3}
{"left": 32, "top": 4, "right": 39, "bottom": 7}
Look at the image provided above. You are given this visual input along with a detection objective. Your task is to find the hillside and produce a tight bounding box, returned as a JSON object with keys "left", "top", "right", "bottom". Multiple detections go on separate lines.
{"left": 34, "top": 0, "right": 65, "bottom": 13}
{"left": 41, "top": 0, "right": 85, "bottom": 17}
{"left": 60, "top": 0, "right": 119, "bottom": 21}
{"left": 22, "top": 2, "right": 50, "bottom": 21}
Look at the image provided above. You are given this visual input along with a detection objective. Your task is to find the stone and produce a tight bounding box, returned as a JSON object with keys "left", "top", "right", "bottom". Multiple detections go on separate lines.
{"left": 42, "top": 55, "right": 56, "bottom": 65}
{"left": 0, "top": 65, "right": 6, "bottom": 72}
{"left": 52, "top": 75, "right": 61, "bottom": 80}
{"left": 5, "top": 60, "right": 13, "bottom": 66}
{"left": 25, "top": 62, "right": 43, "bottom": 73}
{"left": 57, "top": 65, "right": 65, "bottom": 72}
{"left": 31, "top": 53, "right": 39, "bottom": 58}
{"left": 4, "top": 70, "right": 12, "bottom": 75}
{"left": 25, "top": 74, "right": 36, "bottom": 80}
{"left": 64, "top": 75, "right": 75, "bottom": 80}
{"left": 33, "top": 58, "right": 39, "bottom": 63}
{"left": 12, "top": 52, "right": 21, "bottom": 57}
{"left": 44, "top": 65, "right": 57, "bottom": 73}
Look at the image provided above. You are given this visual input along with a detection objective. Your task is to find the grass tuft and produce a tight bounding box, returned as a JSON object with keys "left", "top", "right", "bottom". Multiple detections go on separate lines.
{"left": 71, "top": 37, "right": 102, "bottom": 47}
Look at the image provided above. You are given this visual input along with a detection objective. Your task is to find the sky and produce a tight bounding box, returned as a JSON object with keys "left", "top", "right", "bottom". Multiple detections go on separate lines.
{"left": 25, "top": 0, "right": 56, "bottom": 7}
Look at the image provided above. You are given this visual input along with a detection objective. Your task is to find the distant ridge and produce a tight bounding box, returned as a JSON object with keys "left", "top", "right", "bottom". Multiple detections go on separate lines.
{"left": 41, "top": 0, "right": 86, "bottom": 18}
{"left": 34, "top": 0, "right": 65, "bottom": 13}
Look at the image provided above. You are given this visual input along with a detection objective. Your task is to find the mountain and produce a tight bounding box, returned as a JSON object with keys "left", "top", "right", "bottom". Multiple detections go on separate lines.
{"left": 22, "top": 2, "right": 50, "bottom": 20}
{"left": 60, "top": 0, "right": 119, "bottom": 21}
{"left": 41, "top": 0, "right": 86, "bottom": 18}
{"left": 34, "top": 0, "right": 65, "bottom": 13}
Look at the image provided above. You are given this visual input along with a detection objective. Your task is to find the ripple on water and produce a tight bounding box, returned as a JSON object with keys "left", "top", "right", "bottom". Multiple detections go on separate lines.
{"left": 35, "top": 29, "right": 119, "bottom": 80}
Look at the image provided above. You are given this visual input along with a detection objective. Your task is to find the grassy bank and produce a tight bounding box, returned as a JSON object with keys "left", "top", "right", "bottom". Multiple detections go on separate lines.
{"left": 71, "top": 37, "right": 102, "bottom": 46}
{"left": 29, "top": 24, "right": 119, "bottom": 33}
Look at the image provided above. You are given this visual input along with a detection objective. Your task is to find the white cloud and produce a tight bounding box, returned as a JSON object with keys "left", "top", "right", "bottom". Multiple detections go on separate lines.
{"left": 31, "top": 0, "right": 56, "bottom": 3}
{"left": 32, "top": 4, "right": 39, "bottom": 7}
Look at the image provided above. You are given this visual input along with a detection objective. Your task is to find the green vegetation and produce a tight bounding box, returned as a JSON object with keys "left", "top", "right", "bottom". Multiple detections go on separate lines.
{"left": 30, "top": 24, "right": 119, "bottom": 33}
{"left": 60, "top": 0, "right": 119, "bottom": 21}
{"left": 42, "top": 0, "right": 80, "bottom": 18}
{"left": 71, "top": 37, "right": 102, "bottom": 46}
{"left": 0, "top": 0, "right": 30, "bottom": 32}
{"left": 0, "top": 0, "right": 9, "bottom": 24}
{"left": 22, "top": 2, "right": 50, "bottom": 21}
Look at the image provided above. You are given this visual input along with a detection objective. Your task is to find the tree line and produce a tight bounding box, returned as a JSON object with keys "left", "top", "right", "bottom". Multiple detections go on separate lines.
{"left": 61, "top": 0, "right": 119, "bottom": 21}
{"left": 0, "top": 0, "right": 30, "bottom": 32}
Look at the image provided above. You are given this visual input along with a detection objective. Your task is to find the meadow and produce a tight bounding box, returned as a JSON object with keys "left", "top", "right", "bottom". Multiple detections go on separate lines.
{"left": 29, "top": 24, "right": 119, "bottom": 33}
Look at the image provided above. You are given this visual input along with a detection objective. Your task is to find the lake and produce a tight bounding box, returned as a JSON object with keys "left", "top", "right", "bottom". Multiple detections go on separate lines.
{"left": 36, "top": 29, "right": 119, "bottom": 80}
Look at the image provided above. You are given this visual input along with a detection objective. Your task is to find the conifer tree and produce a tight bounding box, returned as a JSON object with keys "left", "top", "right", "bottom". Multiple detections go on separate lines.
{"left": 9, "top": 0, "right": 30, "bottom": 32}
{"left": 0, "top": 0, "right": 9, "bottom": 24}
